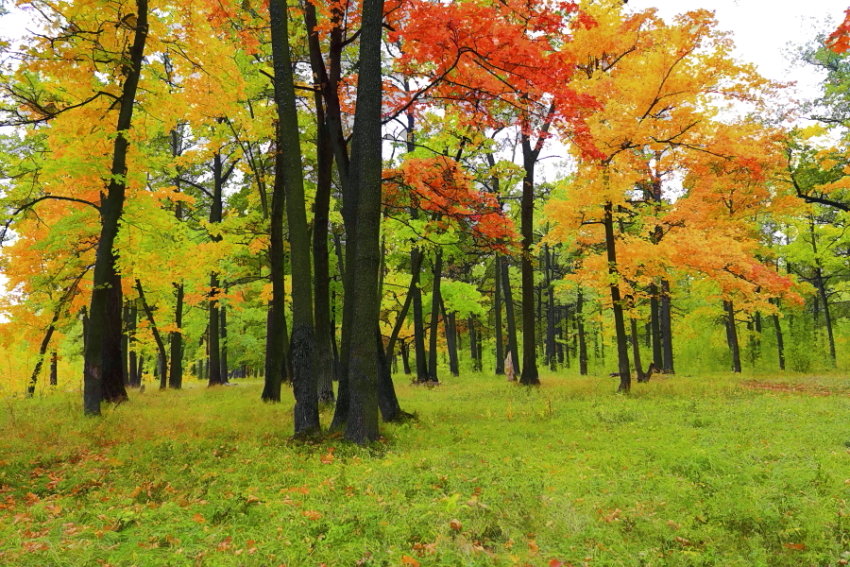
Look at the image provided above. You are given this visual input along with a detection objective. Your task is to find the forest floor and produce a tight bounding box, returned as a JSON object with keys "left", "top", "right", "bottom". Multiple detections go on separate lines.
{"left": 1, "top": 371, "right": 850, "bottom": 566}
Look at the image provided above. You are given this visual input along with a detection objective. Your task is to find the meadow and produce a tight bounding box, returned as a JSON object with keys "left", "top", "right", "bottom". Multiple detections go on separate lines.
{"left": 1, "top": 371, "right": 850, "bottom": 566}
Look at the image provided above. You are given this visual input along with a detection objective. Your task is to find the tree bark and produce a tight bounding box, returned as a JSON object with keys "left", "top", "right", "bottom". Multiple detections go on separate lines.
{"left": 501, "top": 257, "right": 520, "bottom": 378}
{"left": 135, "top": 279, "right": 168, "bottom": 390}
{"left": 169, "top": 283, "right": 184, "bottom": 389}
{"left": 427, "top": 249, "right": 443, "bottom": 383}
{"left": 338, "top": 0, "right": 384, "bottom": 444}
{"left": 660, "top": 279, "right": 674, "bottom": 373}
{"left": 603, "top": 202, "right": 631, "bottom": 393}
{"left": 771, "top": 298, "right": 786, "bottom": 371}
{"left": 494, "top": 256, "right": 505, "bottom": 375}
{"left": 723, "top": 300, "right": 742, "bottom": 373}
{"left": 82, "top": 0, "right": 147, "bottom": 414}
{"left": 519, "top": 136, "right": 539, "bottom": 385}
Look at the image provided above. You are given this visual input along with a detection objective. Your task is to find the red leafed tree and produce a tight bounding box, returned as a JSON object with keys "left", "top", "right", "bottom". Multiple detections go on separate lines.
{"left": 828, "top": 9, "right": 850, "bottom": 52}
{"left": 388, "top": 0, "right": 596, "bottom": 385}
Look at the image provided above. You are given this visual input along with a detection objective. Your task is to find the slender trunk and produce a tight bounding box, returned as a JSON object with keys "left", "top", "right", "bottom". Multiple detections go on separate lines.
{"left": 122, "top": 301, "right": 130, "bottom": 386}
{"left": 501, "top": 258, "right": 520, "bottom": 377}
{"left": 401, "top": 341, "right": 411, "bottom": 375}
{"left": 168, "top": 283, "right": 184, "bottom": 389}
{"left": 576, "top": 292, "right": 588, "bottom": 375}
{"left": 649, "top": 285, "right": 662, "bottom": 368}
{"left": 82, "top": 0, "right": 147, "bottom": 414}
{"left": 469, "top": 316, "right": 480, "bottom": 372}
{"left": 545, "top": 245, "right": 557, "bottom": 371}
{"left": 312, "top": 95, "right": 335, "bottom": 405}
{"left": 443, "top": 304, "right": 459, "bottom": 377}
{"left": 50, "top": 352, "right": 58, "bottom": 386}
{"left": 630, "top": 318, "right": 646, "bottom": 382}
{"left": 815, "top": 267, "right": 837, "bottom": 366}
{"left": 411, "top": 248, "right": 429, "bottom": 382}
{"left": 724, "top": 300, "right": 742, "bottom": 373}
{"left": 603, "top": 202, "right": 631, "bottom": 393}
{"left": 660, "top": 279, "right": 674, "bottom": 374}
{"left": 220, "top": 302, "right": 229, "bottom": 382}
{"left": 519, "top": 138, "right": 539, "bottom": 385}
{"left": 135, "top": 279, "right": 168, "bottom": 390}
{"left": 208, "top": 153, "right": 225, "bottom": 387}
{"left": 427, "top": 249, "right": 443, "bottom": 383}
{"left": 771, "top": 298, "right": 786, "bottom": 371}
{"left": 494, "top": 256, "right": 505, "bottom": 375}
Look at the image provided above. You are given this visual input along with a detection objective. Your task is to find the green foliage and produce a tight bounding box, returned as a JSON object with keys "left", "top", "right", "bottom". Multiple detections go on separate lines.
{"left": 2, "top": 373, "right": 850, "bottom": 565}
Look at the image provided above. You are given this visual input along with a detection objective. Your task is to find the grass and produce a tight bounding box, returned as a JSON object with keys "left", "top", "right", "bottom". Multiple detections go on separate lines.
{"left": 2, "top": 371, "right": 850, "bottom": 566}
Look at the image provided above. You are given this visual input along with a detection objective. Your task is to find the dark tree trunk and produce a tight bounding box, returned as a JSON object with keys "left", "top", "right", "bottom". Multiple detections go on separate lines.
{"left": 336, "top": 0, "right": 384, "bottom": 444}
{"left": 724, "top": 299, "right": 742, "bottom": 373}
{"left": 660, "top": 279, "right": 675, "bottom": 374}
{"left": 135, "top": 279, "right": 168, "bottom": 390}
{"left": 269, "top": 0, "right": 319, "bottom": 436}
{"left": 649, "top": 285, "right": 663, "bottom": 368}
{"left": 576, "top": 296, "right": 587, "bottom": 376}
{"left": 630, "top": 318, "right": 646, "bottom": 382}
{"left": 545, "top": 245, "right": 557, "bottom": 371}
{"left": 469, "top": 316, "right": 480, "bottom": 372}
{"left": 122, "top": 301, "right": 130, "bottom": 386}
{"left": 27, "top": 274, "right": 82, "bottom": 396}
{"left": 50, "top": 352, "right": 58, "bottom": 387}
{"left": 312, "top": 91, "right": 335, "bottom": 405}
{"left": 82, "top": 0, "right": 147, "bottom": 414}
{"left": 169, "top": 283, "right": 184, "bottom": 389}
{"left": 411, "top": 248, "right": 430, "bottom": 382}
{"left": 494, "top": 257, "right": 505, "bottom": 375}
{"left": 771, "top": 298, "right": 786, "bottom": 371}
{"left": 501, "top": 257, "right": 520, "bottom": 377}
{"left": 427, "top": 249, "right": 443, "bottom": 383}
{"left": 815, "top": 267, "right": 837, "bottom": 366}
{"left": 207, "top": 152, "right": 226, "bottom": 387}
{"left": 401, "top": 341, "right": 411, "bottom": 375}
{"left": 220, "top": 302, "right": 229, "bottom": 382}
{"left": 208, "top": 272, "right": 223, "bottom": 386}
{"left": 443, "top": 304, "right": 459, "bottom": 377}
{"left": 603, "top": 202, "right": 631, "bottom": 393}
{"left": 519, "top": 136, "right": 540, "bottom": 385}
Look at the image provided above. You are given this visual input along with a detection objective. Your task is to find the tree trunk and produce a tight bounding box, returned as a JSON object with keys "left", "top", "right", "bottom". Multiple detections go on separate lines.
{"left": 411, "top": 248, "right": 430, "bottom": 382}
{"left": 815, "top": 267, "right": 837, "bottom": 367}
{"left": 519, "top": 137, "right": 539, "bottom": 385}
{"left": 545, "top": 245, "right": 557, "bottom": 371}
{"left": 577, "top": 295, "right": 589, "bottom": 375}
{"left": 501, "top": 257, "right": 520, "bottom": 377}
{"left": 649, "top": 285, "right": 663, "bottom": 368}
{"left": 603, "top": 202, "right": 631, "bottom": 393}
{"left": 660, "top": 279, "right": 675, "bottom": 374}
{"left": 427, "top": 249, "right": 443, "bottom": 383}
{"left": 50, "top": 352, "right": 58, "bottom": 387}
{"left": 630, "top": 318, "right": 646, "bottom": 382}
{"left": 312, "top": 92, "right": 335, "bottom": 405}
{"left": 401, "top": 341, "right": 411, "bottom": 375}
{"left": 494, "top": 257, "right": 505, "bottom": 375}
{"left": 443, "top": 303, "right": 459, "bottom": 377}
{"left": 169, "top": 283, "right": 184, "bottom": 389}
{"left": 220, "top": 302, "right": 229, "bottom": 382}
{"left": 468, "top": 316, "right": 479, "bottom": 372}
{"left": 135, "top": 279, "right": 168, "bottom": 390}
{"left": 337, "top": 0, "right": 384, "bottom": 444}
{"left": 82, "top": 0, "right": 147, "bottom": 414}
{"left": 771, "top": 298, "right": 786, "bottom": 371}
{"left": 723, "top": 300, "right": 742, "bottom": 373}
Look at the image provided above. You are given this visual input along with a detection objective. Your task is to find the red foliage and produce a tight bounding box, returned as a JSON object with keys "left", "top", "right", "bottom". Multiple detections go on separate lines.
{"left": 383, "top": 156, "right": 518, "bottom": 252}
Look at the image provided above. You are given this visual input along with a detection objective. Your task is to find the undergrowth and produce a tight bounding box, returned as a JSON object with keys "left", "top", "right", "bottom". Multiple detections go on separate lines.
{"left": 1, "top": 371, "right": 850, "bottom": 566}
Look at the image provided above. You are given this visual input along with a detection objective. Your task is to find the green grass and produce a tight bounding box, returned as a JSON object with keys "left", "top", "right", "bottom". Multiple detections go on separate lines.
{"left": 2, "top": 371, "right": 850, "bottom": 566}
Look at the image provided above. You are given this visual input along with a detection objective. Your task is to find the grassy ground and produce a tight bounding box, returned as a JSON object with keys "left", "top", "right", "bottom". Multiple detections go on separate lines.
{"left": 2, "top": 371, "right": 850, "bottom": 566}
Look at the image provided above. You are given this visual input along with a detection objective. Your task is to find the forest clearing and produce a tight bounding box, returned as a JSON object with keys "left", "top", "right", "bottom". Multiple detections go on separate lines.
{"left": 2, "top": 0, "right": 850, "bottom": 564}
{"left": 2, "top": 372, "right": 850, "bottom": 567}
